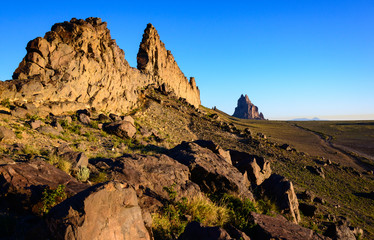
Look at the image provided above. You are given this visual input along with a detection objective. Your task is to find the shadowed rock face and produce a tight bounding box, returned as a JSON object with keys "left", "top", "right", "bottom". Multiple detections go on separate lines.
{"left": 233, "top": 94, "right": 264, "bottom": 120}
{"left": 0, "top": 17, "right": 200, "bottom": 115}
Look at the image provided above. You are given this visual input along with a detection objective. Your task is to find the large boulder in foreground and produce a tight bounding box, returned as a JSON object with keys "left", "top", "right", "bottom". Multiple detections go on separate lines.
{"left": 260, "top": 174, "right": 301, "bottom": 223}
{"left": 46, "top": 181, "right": 151, "bottom": 240}
{"left": 250, "top": 212, "right": 330, "bottom": 240}
{"left": 91, "top": 153, "right": 201, "bottom": 212}
{"left": 0, "top": 159, "right": 88, "bottom": 213}
{"left": 230, "top": 150, "right": 271, "bottom": 186}
{"left": 168, "top": 141, "right": 253, "bottom": 200}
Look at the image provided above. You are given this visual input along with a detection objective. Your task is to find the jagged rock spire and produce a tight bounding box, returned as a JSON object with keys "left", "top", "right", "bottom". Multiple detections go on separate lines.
{"left": 0, "top": 18, "right": 201, "bottom": 115}
{"left": 233, "top": 94, "right": 265, "bottom": 120}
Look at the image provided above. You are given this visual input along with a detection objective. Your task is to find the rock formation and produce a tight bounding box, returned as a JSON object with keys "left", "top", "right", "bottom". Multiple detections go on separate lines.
{"left": 233, "top": 94, "right": 264, "bottom": 120}
{"left": 0, "top": 17, "right": 200, "bottom": 115}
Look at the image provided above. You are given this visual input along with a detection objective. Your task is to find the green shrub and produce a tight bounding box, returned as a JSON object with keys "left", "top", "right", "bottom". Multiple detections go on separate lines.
{"left": 89, "top": 171, "right": 108, "bottom": 183}
{"left": 152, "top": 185, "right": 229, "bottom": 240}
{"left": 0, "top": 98, "right": 11, "bottom": 109}
{"left": 40, "top": 185, "right": 66, "bottom": 214}
{"left": 75, "top": 166, "right": 90, "bottom": 182}
{"left": 220, "top": 194, "right": 257, "bottom": 233}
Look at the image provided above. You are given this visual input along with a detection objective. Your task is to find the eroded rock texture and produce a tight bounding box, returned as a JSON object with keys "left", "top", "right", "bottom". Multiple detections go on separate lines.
{"left": 0, "top": 17, "right": 200, "bottom": 115}
{"left": 233, "top": 94, "right": 264, "bottom": 120}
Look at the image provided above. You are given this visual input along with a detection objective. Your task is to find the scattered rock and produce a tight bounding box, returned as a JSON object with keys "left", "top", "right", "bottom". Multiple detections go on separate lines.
{"left": 299, "top": 190, "right": 315, "bottom": 202}
{"left": 230, "top": 150, "right": 271, "bottom": 186}
{"left": 314, "top": 197, "right": 325, "bottom": 204}
{"left": 78, "top": 113, "right": 91, "bottom": 125}
{"left": 76, "top": 109, "right": 91, "bottom": 117}
{"left": 299, "top": 203, "right": 317, "bottom": 217}
{"left": 46, "top": 181, "right": 151, "bottom": 240}
{"left": 29, "top": 119, "right": 43, "bottom": 129}
{"left": 0, "top": 126, "right": 16, "bottom": 141}
{"left": 10, "top": 107, "right": 29, "bottom": 118}
{"left": 37, "top": 125, "right": 61, "bottom": 136}
{"left": 98, "top": 113, "right": 111, "bottom": 122}
{"left": 60, "top": 151, "right": 89, "bottom": 170}
{"left": 122, "top": 115, "right": 135, "bottom": 125}
{"left": 168, "top": 141, "right": 253, "bottom": 200}
{"left": 178, "top": 221, "right": 233, "bottom": 240}
{"left": 260, "top": 174, "right": 301, "bottom": 223}
{"left": 324, "top": 220, "right": 356, "bottom": 240}
{"left": 232, "top": 94, "right": 264, "bottom": 120}
{"left": 0, "top": 159, "right": 88, "bottom": 213}
{"left": 250, "top": 212, "right": 330, "bottom": 240}
{"left": 307, "top": 166, "right": 325, "bottom": 179}
{"left": 91, "top": 153, "right": 200, "bottom": 212}
{"left": 109, "top": 113, "right": 122, "bottom": 122}
{"left": 194, "top": 140, "right": 232, "bottom": 165}
{"left": 103, "top": 120, "right": 137, "bottom": 139}
{"left": 280, "top": 144, "right": 292, "bottom": 151}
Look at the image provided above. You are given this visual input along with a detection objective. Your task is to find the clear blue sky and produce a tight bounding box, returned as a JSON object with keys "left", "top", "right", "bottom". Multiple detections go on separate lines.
{"left": 1, "top": 0, "right": 373, "bottom": 120}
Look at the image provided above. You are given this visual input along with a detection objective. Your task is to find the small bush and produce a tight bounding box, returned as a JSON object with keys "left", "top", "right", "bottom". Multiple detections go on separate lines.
{"left": 75, "top": 166, "right": 90, "bottom": 182}
{"left": 220, "top": 194, "right": 257, "bottom": 233}
{"left": 57, "top": 160, "right": 72, "bottom": 174}
{"left": 0, "top": 98, "right": 11, "bottom": 109}
{"left": 89, "top": 171, "right": 107, "bottom": 183}
{"left": 152, "top": 185, "right": 229, "bottom": 240}
{"left": 40, "top": 184, "right": 66, "bottom": 214}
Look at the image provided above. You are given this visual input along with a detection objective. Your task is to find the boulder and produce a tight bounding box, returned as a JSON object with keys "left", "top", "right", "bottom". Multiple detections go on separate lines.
{"left": 37, "top": 125, "right": 61, "bottom": 136}
{"left": 0, "top": 159, "right": 88, "bottom": 213}
{"left": 0, "top": 126, "right": 16, "bottom": 141}
{"left": 98, "top": 113, "right": 111, "bottom": 122}
{"left": 46, "top": 181, "right": 151, "bottom": 240}
{"left": 29, "top": 119, "right": 43, "bottom": 129}
{"left": 60, "top": 151, "right": 89, "bottom": 170}
{"left": 194, "top": 140, "right": 232, "bottom": 164}
{"left": 307, "top": 166, "right": 325, "bottom": 178}
{"left": 91, "top": 153, "right": 200, "bottom": 212}
{"left": 168, "top": 141, "right": 253, "bottom": 200}
{"left": 260, "top": 174, "right": 301, "bottom": 223}
{"left": 230, "top": 150, "right": 271, "bottom": 186}
{"left": 78, "top": 113, "right": 91, "bottom": 125}
{"left": 103, "top": 120, "right": 137, "bottom": 139}
{"left": 250, "top": 212, "right": 330, "bottom": 240}
{"left": 178, "top": 221, "right": 235, "bottom": 240}
{"left": 122, "top": 115, "right": 135, "bottom": 126}
{"left": 10, "top": 107, "right": 29, "bottom": 118}
{"left": 324, "top": 220, "right": 357, "bottom": 240}
{"left": 109, "top": 113, "right": 122, "bottom": 122}
{"left": 299, "top": 203, "right": 317, "bottom": 217}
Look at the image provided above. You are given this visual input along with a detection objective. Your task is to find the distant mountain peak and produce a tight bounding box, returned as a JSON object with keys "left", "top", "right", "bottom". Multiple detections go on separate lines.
{"left": 233, "top": 94, "right": 265, "bottom": 120}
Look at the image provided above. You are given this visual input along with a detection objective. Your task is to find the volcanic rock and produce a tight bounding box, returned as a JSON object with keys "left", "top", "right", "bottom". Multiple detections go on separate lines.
{"left": 0, "top": 159, "right": 88, "bottom": 213}
{"left": 233, "top": 94, "right": 264, "bottom": 120}
{"left": 178, "top": 221, "right": 238, "bottom": 240}
{"left": 168, "top": 141, "right": 253, "bottom": 200}
{"left": 250, "top": 212, "right": 330, "bottom": 240}
{"left": 230, "top": 150, "right": 271, "bottom": 186}
{"left": 260, "top": 174, "right": 301, "bottom": 223}
{"left": 137, "top": 23, "right": 200, "bottom": 108}
{"left": 0, "top": 126, "right": 16, "bottom": 141}
{"left": 91, "top": 153, "right": 200, "bottom": 212}
{"left": 103, "top": 120, "right": 137, "bottom": 139}
{"left": 46, "top": 181, "right": 151, "bottom": 240}
{"left": 0, "top": 17, "right": 200, "bottom": 116}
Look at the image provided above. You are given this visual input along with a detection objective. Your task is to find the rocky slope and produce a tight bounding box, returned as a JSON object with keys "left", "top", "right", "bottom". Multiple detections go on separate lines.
{"left": 0, "top": 17, "right": 200, "bottom": 115}
{"left": 233, "top": 94, "right": 264, "bottom": 120}
{"left": 0, "top": 17, "right": 370, "bottom": 240}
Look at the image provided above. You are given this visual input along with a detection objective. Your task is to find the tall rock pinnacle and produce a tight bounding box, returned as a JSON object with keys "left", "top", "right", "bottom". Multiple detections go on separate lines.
{"left": 137, "top": 23, "right": 200, "bottom": 107}
{"left": 233, "top": 94, "right": 265, "bottom": 120}
{"left": 0, "top": 18, "right": 201, "bottom": 115}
